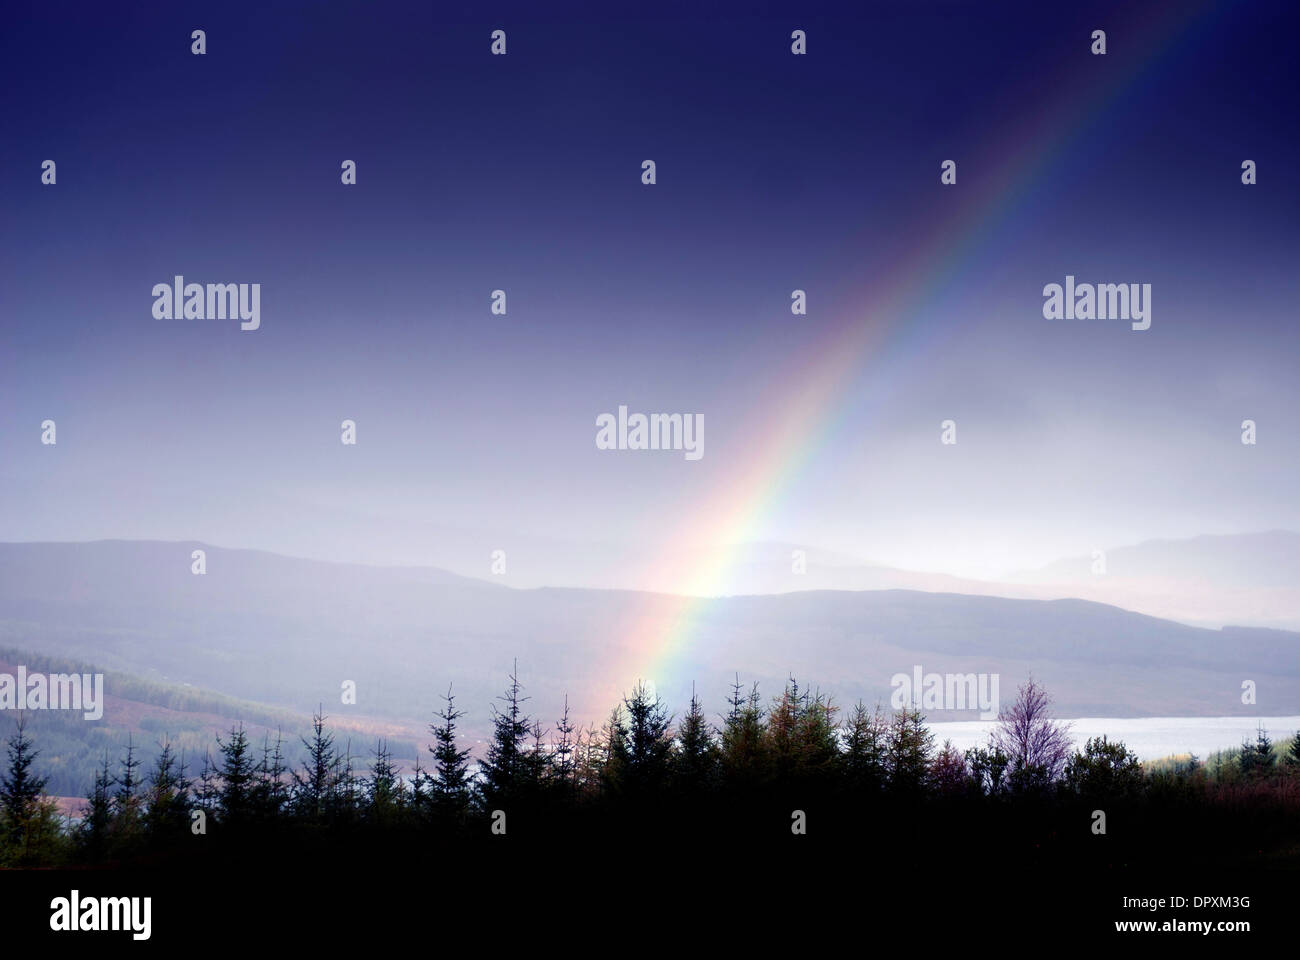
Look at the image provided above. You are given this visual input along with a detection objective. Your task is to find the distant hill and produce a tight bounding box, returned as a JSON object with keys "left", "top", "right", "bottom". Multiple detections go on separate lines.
{"left": 1018, "top": 531, "right": 1300, "bottom": 587}
{"left": 697, "top": 532, "right": 1300, "bottom": 631}
{"left": 0, "top": 646, "right": 425, "bottom": 797}
{"left": 1, "top": 540, "right": 1296, "bottom": 738}
{"left": 493, "top": 532, "right": 1300, "bottom": 631}
{"left": 1004, "top": 531, "right": 1300, "bottom": 630}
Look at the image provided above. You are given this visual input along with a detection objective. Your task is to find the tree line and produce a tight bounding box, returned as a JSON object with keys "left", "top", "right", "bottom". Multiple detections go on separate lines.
{"left": 2, "top": 671, "right": 1299, "bottom": 868}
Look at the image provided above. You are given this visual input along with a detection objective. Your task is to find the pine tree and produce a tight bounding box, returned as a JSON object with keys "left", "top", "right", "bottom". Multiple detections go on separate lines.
{"left": 621, "top": 681, "right": 673, "bottom": 796}
{"left": 331, "top": 739, "right": 360, "bottom": 823}
{"left": 142, "top": 739, "right": 191, "bottom": 844}
{"left": 194, "top": 751, "right": 218, "bottom": 816}
{"left": 77, "top": 752, "right": 114, "bottom": 862}
{"left": 885, "top": 707, "right": 934, "bottom": 795}
{"left": 430, "top": 684, "right": 473, "bottom": 818}
{"left": 365, "top": 740, "right": 403, "bottom": 826}
{"left": 409, "top": 752, "right": 429, "bottom": 815}
{"left": 724, "top": 675, "right": 745, "bottom": 731}
{"left": 842, "top": 701, "right": 888, "bottom": 793}
{"left": 796, "top": 687, "right": 840, "bottom": 781}
{"left": 252, "top": 730, "right": 288, "bottom": 821}
{"left": 1287, "top": 731, "right": 1300, "bottom": 768}
{"left": 1240, "top": 724, "right": 1275, "bottom": 778}
{"left": 1, "top": 717, "right": 50, "bottom": 862}
{"left": 215, "top": 723, "right": 255, "bottom": 827}
{"left": 766, "top": 677, "right": 807, "bottom": 777}
{"left": 549, "top": 695, "right": 578, "bottom": 798}
{"left": 720, "top": 679, "right": 767, "bottom": 786}
{"left": 523, "top": 719, "right": 550, "bottom": 794}
{"left": 673, "top": 685, "right": 717, "bottom": 792}
{"left": 1257, "top": 725, "right": 1275, "bottom": 765}
{"left": 111, "top": 734, "right": 144, "bottom": 847}
{"left": 478, "top": 664, "right": 531, "bottom": 809}
{"left": 573, "top": 723, "right": 604, "bottom": 797}
{"left": 293, "top": 708, "right": 337, "bottom": 821}
{"left": 597, "top": 704, "right": 629, "bottom": 796}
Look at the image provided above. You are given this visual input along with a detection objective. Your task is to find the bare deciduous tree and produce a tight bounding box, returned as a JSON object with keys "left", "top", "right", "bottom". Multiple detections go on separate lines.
{"left": 991, "top": 677, "right": 1072, "bottom": 791}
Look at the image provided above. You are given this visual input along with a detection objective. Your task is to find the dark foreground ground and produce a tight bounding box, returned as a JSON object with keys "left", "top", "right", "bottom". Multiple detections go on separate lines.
{"left": 1, "top": 802, "right": 1292, "bottom": 946}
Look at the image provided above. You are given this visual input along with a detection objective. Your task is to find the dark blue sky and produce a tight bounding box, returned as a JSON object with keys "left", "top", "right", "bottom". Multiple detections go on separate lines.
{"left": 1, "top": 0, "right": 1297, "bottom": 583}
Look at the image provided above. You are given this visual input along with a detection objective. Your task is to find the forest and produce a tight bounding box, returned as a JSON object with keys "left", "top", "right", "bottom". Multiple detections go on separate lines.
{"left": 2, "top": 671, "right": 1299, "bottom": 870}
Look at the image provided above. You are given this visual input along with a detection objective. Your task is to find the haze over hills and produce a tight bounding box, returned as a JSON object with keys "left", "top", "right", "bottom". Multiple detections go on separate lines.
{"left": 0, "top": 540, "right": 1295, "bottom": 741}
{"left": 533, "top": 531, "right": 1300, "bottom": 632}
{"left": 1003, "top": 530, "right": 1300, "bottom": 630}
{"left": 0, "top": 646, "right": 429, "bottom": 799}
{"left": 360, "top": 529, "right": 1300, "bottom": 631}
{"left": 124, "top": 526, "right": 1296, "bottom": 632}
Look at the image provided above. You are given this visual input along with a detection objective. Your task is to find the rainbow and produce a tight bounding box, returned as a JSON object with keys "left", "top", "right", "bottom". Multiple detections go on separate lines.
{"left": 600, "top": 0, "right": 1218, "bottom": 705}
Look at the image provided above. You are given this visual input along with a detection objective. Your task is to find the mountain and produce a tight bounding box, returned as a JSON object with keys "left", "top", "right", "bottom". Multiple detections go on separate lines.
{"left": 445, "top": 532, "right": 1300, "bottom": 631}
{"left": 698, "top": 532, "right": 1300, "bottom": 631}
{"left": 0, "top": 540, "right": 1296, "bottom": 737}
{"left": 236, "top": 528, "right": 1300, "bottom": 630}
{"left": 1005, "top": 531, "right": 1300, "bottom": 630}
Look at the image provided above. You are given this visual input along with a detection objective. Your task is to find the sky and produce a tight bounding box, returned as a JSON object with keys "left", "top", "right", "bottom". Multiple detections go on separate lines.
{"left": 1, "top": 0, "right": 1298, "bottom": 586}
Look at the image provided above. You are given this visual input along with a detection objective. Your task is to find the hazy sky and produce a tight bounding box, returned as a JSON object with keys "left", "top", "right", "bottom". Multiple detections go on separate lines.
{"left": 2, "top": 0, "right": 1297, "bottom": 585}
